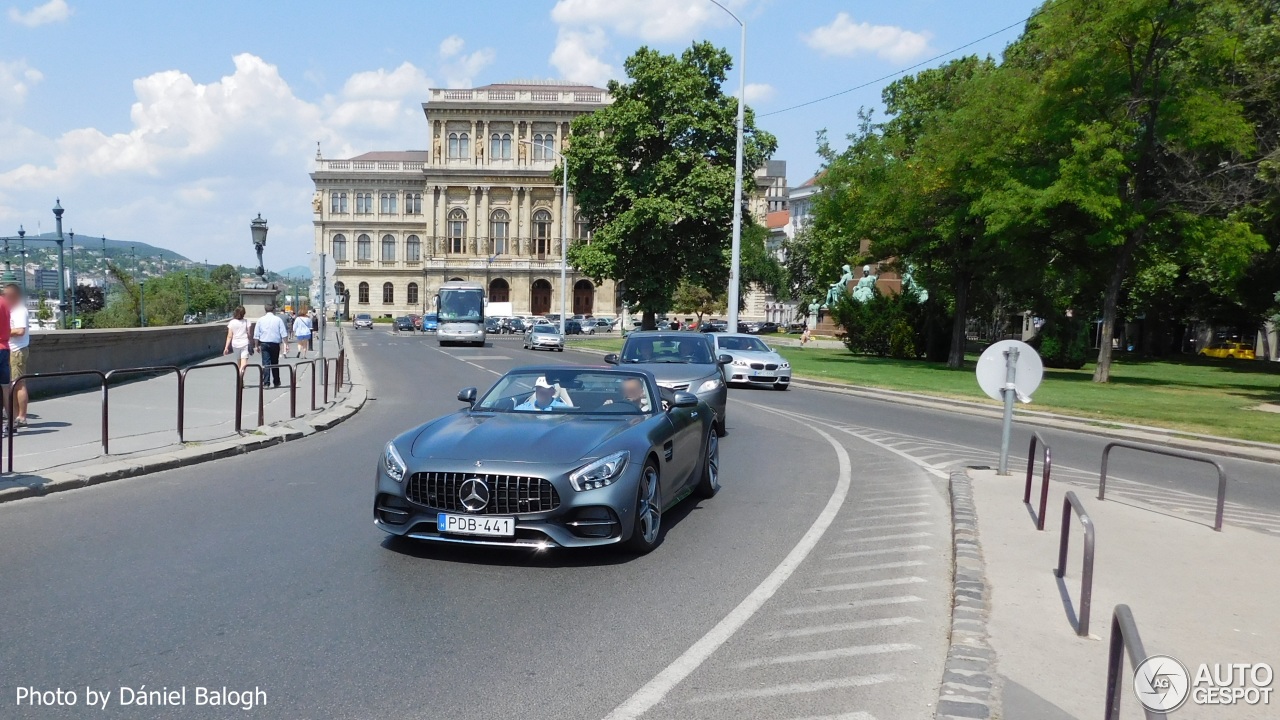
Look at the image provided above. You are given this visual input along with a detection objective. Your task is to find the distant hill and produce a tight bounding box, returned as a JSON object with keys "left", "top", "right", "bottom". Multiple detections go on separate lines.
{"left": 20, "top": 232, "right": 189, "bottom": 262}
{"left": 276, "top": 265, "right": 313, "bottom": 280}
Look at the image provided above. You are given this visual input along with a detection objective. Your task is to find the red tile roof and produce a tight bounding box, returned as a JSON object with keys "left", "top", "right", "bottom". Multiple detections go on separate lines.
{"left": 766, "top": 210, "right": 790, "bottom": 229}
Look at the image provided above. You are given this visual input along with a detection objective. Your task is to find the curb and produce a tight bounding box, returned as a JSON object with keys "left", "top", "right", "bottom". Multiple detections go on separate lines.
{"left": 0, "top": 349, "right": 369, "bottom": 505}
{"left": 936, "top": 469, "right": 1000, "bottom": 720}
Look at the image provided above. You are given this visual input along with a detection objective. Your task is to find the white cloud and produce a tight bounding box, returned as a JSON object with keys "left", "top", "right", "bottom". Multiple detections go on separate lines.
{"left": 743, "top": 82, "right": 774, "bottom": 103}
{"left": 0, "top": 59, "right": 43, "bottom": 109}
{"left": 550, "top": 27, "right": 615, "bottom": 87}
{"left": 438, "top": 35, "right": 466, "bottom": 58}
{"left": 341, "top": 61, "right": 433, "bottom": 100}
{"left": 8, "top": 0, "right": 70, "bottom": 27}
{"left": 435, "top": 36, "right": 494, "bottom": 88}
{"left": 804, "top": 12, "right": 933, "bottom": 63}
{"left": 550, "top": 0, "right": 740, "bottom": 42}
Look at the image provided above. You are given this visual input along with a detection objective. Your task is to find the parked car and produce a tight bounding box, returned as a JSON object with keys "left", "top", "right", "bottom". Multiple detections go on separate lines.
{"left": 711, "top": 333, "right": 791, "bottom": 390}
{"left": 523, "top": 324, "right": 565, "bottom": 351}
{"left": 564, "top": 319, "right": 584, "bottom": 335}
{"left": 485, "top": 317, "right": 502, "bottom": 334}
{"left": 589, "top": 318, "right": 613, "bottom": 334}
{"left": 605, "top": 331, "right": 729, "bottom": 436}
{"left": 1200, "top": 342, "right": 1256, "bottom": 360}
{"left": 422, "top": 313, "right": 438, "bottom": 332}
{"left": 354, "top": 313, "right": 374, "bottom": 330}
{"left": 393, "top": 316, "right": 415, "bottom": 332}
{"left": 410, "top": 314, "right": 423, "bottom": 330}
{"left": 755, "top": 322, "right": 779, "bottom": 334}
{"left": 373, "top": 365, "right": 719, "bottom": 553}
{"left": 699, "top": 320, "right": 728, "bottom": 333}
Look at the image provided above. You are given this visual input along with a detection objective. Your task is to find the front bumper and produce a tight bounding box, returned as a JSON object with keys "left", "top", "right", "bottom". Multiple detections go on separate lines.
{"left": 532, "top": 338, "right": 564, "bottom": 349}
{"left": 439, "top": 327, "right": 485, "bottom": 342}
{"left": 374, "top": 460, "right": 635, "bottom": 549}
{"left": 727, "top": 367, "right": 791, "bottom": 387}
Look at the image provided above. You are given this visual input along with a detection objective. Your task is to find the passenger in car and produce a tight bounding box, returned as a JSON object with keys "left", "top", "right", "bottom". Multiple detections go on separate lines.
{"left": 603, "top": 377, "right": 651, "bottom": 412}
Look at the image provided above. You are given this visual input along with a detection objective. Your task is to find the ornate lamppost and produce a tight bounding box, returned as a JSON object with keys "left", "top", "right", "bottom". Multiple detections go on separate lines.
{"left": 53, "top": 199, "right": 67, "bottom": 328}
{"left": 250, "top": 214, "right": 269, "bottom": 280}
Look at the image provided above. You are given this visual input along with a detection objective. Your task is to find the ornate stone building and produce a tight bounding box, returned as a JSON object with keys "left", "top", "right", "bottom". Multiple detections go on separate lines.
{"left": 310, "top": 81, "right": 618, "bottom": 318}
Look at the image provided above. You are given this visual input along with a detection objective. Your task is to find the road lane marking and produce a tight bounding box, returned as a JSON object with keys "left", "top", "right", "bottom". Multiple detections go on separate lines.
{"left": 781, "top": 595, "right": 925, "bottom": 616}
{"left": 685, "top": 675, "right": 899, "bottom": 704}
{"left": 734, "top": 642, "right": 917, "bottom": 668}
{"left": 865, "top": 502, "right": 929, "bottom": 509}
{"left": 443, "top": 354, "right": 511, "bottom": 361}
{"left": 841, "top": 531, "right": 932, "bottom": 543}
{"left": 782, "top": 713, "right": 878, "bottom": 720}
{"left": 600, "top": 409, "right": 852, "bottom": 720}
{"left": 855, "top": 511, "right": 929, "bottom": 520}
{"left": 803, "top": 576, "right": 926, "bottom": 594}
{"left": 844, "top": 522, "right": 933, "bottom": 532}
{"left": 825, "top": 545, "right": 933, "bottom": 559}
{"left": 428, "top": 345, "right": 502, "bottom": 376}
{"left": 761, "top": 616, "right": 921, "bottom": 640}
{"left": 819, "top": 560, "right": 926, "bottom": 576}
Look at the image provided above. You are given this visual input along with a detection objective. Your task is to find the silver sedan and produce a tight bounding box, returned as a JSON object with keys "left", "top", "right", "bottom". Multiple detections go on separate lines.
{"left": 711, "top": 333, "right": 792, "bottom": 390}
{"left": 524, "top": 324, "right": 565, "bottom": 351}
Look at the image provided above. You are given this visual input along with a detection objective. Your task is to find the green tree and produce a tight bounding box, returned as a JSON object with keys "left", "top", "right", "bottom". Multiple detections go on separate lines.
{"left": 738, "top": 222, "right": 789, "bottom": 306}
{"left": 564, "top": 41, "right": 777, "bottom": 329}
{"left": 671, "top": 280, "right": 726, "bottom": 326}
{"left": 210, "top": 263, "right": 241, "bottom": 303}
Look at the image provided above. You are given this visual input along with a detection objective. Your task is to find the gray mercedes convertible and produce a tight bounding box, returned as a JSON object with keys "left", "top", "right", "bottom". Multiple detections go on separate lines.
{"left": 374, "top": 365, "right": 720, "bottom": 553}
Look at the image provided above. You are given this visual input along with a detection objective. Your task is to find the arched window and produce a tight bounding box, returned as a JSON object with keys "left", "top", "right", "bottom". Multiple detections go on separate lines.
{"left": 532, "top": 133, "right": 555, "bottom": 160}
{"left": 356, "top": 234, "right": 372, "bottom": 261}
{"left": 407, "top": 282, "right": 419, "bottom": 306}
{"left": 448, "top": 132, "right": 460, "bottom": 158}
{"left": 406, "top": 235, "right": 421, "bottom": 262}
{"left": 329, "top": 192, "right": 348, "bottom": 214}
{"left": 381, "top": 234, "right": 396, "bottom": 262}
{"left": 380, "top": 192, "right": 397, "bottom": 214}
{"left": 533, "top": 209, "right": 552, "bottom": 257}
{"left": 382, "top": 282, "right": 394, "bottom": 304}
{"left": 331, "top": 234, "right": 347, "bottom": 261}
{"left": 334, "top": 281, "right": 346, "bottom": 298}
{"left": 490, "top": 132, "right": 512, "bottom": 160}
{"left": 357, "top": 282, "right": 370, "bottom": 304}
{"left": 448, "top": 208, "right": 467, "bottom": 254}
{"left": 457, "top": 132, "right": 470, "bottom": 158}
{"left": 575, "top": 212, "right": 591, "bottom": 241}
{"left": 489, "top": 209, "right": 510, "bottom": 255}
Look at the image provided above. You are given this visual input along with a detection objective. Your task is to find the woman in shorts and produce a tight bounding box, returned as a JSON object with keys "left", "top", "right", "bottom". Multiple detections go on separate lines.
{"left": 292, "top": 312, "right": 312, "bottom": 359}
{"left": 223, "top": 306, "right": 251, "bottom": 374}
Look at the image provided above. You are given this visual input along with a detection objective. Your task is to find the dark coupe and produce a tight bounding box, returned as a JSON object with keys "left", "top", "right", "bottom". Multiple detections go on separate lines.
{"left": 374, "top": 366, "right": 720, "bottom": 553}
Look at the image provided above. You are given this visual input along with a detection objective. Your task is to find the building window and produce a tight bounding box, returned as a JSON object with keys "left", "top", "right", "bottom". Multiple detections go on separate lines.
{"left": 330, "top": 192, "right": 348, "bottom": 214}
{"left": 331, "top": 234, "right": 347, "bottom": 261}
{"left": 381, "top": 234, "right": 396, "bottom": 262}
{"left": 334, "top": 281, "right": 346, "bottom": 299}
{"left": 532, "top": 133, "right": 555, "bottom": 160}
{"left": 406, "top": 235, "right": 421, "bottom": 262}
{"left": 358, "top": 282, "right": 370, "bottom": 304}
{"left": 355, "top": 192, "right": 373, "bottom": 214}
{"left": 448, "top": 208, "right": 467, "bottom": 253}
{"left": 533, "top": 209, "right": 551, "bottom": 256}
{"left": 406, "top": 192, "right": 422, "bottom": 214}
{"left": 575, "top": 212, "right": 591, "bottom": 241}
{"left": 448, "top": 132, "right": 470, "bottom": 159}
{"left": 380, "top": 192, "right": 397, "bottom": 214}
{"left": 382, "top": 282, "right": 394, "bottom": 304}
{"left": 489, "top": 133, "right": 512, "bottom": 160}
{"left": 489, "top": 209, "right": 510, "bottom": 255}
{"left": 356, "top": 234, "right": 372, "bottom": 261}
{"left": 407, "top": 282, "right": 419, "bottom": 306}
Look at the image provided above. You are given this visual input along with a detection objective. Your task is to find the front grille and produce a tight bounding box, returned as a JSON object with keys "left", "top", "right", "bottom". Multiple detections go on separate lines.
{"left": 406, "top": 472, "right": 561, "bottom": 515}
{"left": 750, "top": 362, "right": 764, "bottom": 370}
{"left": 765, "top": 363, "right": 779, "bottom": 371}
{"left": 658, "top": 382, "right": 690, "bottom": 392}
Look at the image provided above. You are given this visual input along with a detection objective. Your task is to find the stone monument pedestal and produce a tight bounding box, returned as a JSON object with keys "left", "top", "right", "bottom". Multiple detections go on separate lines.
{"left": 239, "top": 282, "right": 279, "bottom": 320}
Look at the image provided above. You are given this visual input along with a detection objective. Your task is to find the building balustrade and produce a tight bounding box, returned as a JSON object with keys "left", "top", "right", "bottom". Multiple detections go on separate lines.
{"left": 429, "top": 88, "right": 608, "bottom": 105}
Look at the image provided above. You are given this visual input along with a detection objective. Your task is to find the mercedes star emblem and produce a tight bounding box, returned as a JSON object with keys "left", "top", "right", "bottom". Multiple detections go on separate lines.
{"left": 458, "top": 478, "right": 490, "bottom": 512}
{"left": 475, "top": 460, "right": 483, "bottom": 467}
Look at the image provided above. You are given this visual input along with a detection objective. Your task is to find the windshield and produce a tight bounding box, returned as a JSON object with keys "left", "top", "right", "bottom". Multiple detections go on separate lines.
{"left": 476, "top": 369, "right": 656, "bottom": 414}
{"left": 621, "top": 335, "right": 714, "bottom": 364}
{"left": 718, "top": 336, "right": 770, "bottom": 352}
{"left": 439, "top": 289, "right": 484, "bottom": 323}
{"left": 532, "top": 325, "right": 558, "bottom": 334}
{"left": 356, "top": 314, "right": 371, "bottom": 320}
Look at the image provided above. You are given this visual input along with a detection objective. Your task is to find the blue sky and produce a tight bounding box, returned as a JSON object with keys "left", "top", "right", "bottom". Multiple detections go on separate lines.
{"left": 0, "top": 0, "right": 1043, "bottom": 268}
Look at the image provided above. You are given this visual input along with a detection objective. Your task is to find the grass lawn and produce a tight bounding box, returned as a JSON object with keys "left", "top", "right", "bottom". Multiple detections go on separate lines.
{"left": 566, "top": 336, "right": 1280, "bottom": 443}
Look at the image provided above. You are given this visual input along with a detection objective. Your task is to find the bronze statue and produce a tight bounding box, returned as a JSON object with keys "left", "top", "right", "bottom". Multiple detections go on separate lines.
{"left": 852, "top": 265, "right": 878, "bottom": 303}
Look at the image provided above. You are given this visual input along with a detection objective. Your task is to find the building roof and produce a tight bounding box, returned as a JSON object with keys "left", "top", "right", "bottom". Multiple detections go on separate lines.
{"left": 475, "top": 80, "right": 606, "bottom": 92}
{"left": 766, "top": 210, "right": 790, "bottom": 230}
{"left": 348, "top": 151, "right": 429, "bottom": 162}
{"left": 798, "top": 171, "right": 824, "bottom": 188}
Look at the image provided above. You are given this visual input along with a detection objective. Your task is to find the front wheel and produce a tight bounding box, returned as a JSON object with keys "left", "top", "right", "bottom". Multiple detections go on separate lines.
{"left": 774, "top": 382, "right": 790, "bottom": 391}
{"left": 694, "top": 428, "right": 720, "bottom": 498}
{"left": 623, "top": 461, "right": 662, "bottom": 553}
{"left": 714, "top": 413, "right": 727, "bottom": 437}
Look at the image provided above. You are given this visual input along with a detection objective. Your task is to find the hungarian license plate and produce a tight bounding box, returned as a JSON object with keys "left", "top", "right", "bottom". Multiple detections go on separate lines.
{"left": 437, "top": 513, "right": 515, "bottom": 537}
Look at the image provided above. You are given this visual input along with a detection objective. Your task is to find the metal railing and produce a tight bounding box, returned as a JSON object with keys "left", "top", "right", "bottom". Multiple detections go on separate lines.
{"left": 1055, "top": 491, "right": 1096, "bottom": 637}
{"left": 6, "top": 370, "right": 108, "bottom": 473}
{"left": 104, "top": 366, "right": 181, "bottom": 454}
{"left": 1099, "top": 441, "right": 1228, "bottom": 531}
{"left": 292, "top": 360, "right": 319, "bottom": 412}
{"left": 1024, "top": 431, "right": 1053, "bottom": 530}
{"left": 1105, "top": 604, "right": 1159, "bottom": 719}
{"left": 178, "top": 361, "right": 243, "bottom": 438}
{"left": 256, "top": 364, "right": 298, "bottom": 426}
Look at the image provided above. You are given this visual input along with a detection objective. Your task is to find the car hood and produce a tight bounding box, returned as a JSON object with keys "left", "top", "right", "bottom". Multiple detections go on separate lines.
{"left": 725, "top": 349, "right": 784, "bottom": 363}
{"left": 623, "top": 362, "right": 717, "bottom": 384}
{"left": 408, "top": 411, "right": 638, "bottom": 464}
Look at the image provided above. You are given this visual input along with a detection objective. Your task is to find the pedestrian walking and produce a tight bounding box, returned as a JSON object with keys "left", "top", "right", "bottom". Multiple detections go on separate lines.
{"left": 253, "top": 304, "right": 287, "bottom": 388}
{"left": 292, "top": 313, "right": 312, "bottom": 359}
{"left": 307, "top": 310, "right": 317, "bottom": 351}
{"left": 223, "top": 306, "right": 252, "bottom": 376}
{"left": 801, "top": 326, "right": 811, "bottom": 348}
{"left": 4, "top": 283, "right": 29, "bottom": 426}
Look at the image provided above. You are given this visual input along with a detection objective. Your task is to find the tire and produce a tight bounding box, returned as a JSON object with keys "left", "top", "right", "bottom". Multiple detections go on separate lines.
{"left": 714, "top": 412, "right": 727, "bottom": 437}
{"left": 557, "top": 347, "right": 564, "bottom": 352}
{"left": 623, "top": 460, "right": 662, "bottom": 553}
{"left": 694, "top": 428, "right": 720, "bottom": 498}
{"left": 774, "top": 382, "right": 789, "bottom": 391}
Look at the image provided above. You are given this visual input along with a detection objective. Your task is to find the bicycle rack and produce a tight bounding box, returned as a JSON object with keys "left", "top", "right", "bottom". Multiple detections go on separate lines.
{"left": 1105, "top": 604, "right": 1160, "bottom": 719}
{"left": 1099, "top": 441, "right": 1228, "bottom": 531}
{"left": 1055, "top": 491, "right": 1095, "bottom": 637}
{"left": 1024, "top": 430, "right": 1053, "bottom": 530}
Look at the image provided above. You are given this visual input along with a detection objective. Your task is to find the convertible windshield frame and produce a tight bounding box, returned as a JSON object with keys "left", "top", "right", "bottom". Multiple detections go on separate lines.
{"left": 475, "top": 369, "right": 657, "bottom": 415}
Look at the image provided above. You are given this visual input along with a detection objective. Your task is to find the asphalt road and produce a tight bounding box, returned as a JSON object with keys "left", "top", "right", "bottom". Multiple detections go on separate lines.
{"left": 0, "top": 329, "right": 958, "bottom": 720}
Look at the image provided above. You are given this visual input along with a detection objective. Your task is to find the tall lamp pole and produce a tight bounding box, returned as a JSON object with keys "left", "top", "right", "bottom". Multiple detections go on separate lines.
{"left": 710, "top": 0, "right": 746, "bottom": 332}
{"left": 53, "top": 199, "right": 67, "bottom": 329}
{"left": 68, "top": 230, "right": 76, "bottom": 328}
{"left": 18, "top": 226, "right": 26, "bottom": 294}
{"left": 521, "top": 139, "right": 568, "bottom": 335}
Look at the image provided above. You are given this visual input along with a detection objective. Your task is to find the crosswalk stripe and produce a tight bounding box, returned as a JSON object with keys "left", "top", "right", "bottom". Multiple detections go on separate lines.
{"left": 845, "top": 522, "right": 933, "bottom": 532}
{"left": 780, "top": 595, "right": 925, "bottom": 616}
{"left": 841, "top": 531, "right": 932, "bottom": 543}
{"left": 804, "top": 576, "right": 926, "bottom": 594}
{"left": 734, "top": 642, "right": 917, "bottom": 668}
{"left": 855, "top": 511, "right": 929, "bottom": 520}
{"left": 867, "top": 502, "right": 929, "bottom": 509}
{"left": 826, "top": 545, "right": 933, "bottom": 559}
{"left": 820, "top": 560, "right": 926, "bottom": 576}
{"left": 686, "top": 674, "right": 899, "bottom": 704}
{"left": 761, "top": 616, "right": 920, "bottom": 640}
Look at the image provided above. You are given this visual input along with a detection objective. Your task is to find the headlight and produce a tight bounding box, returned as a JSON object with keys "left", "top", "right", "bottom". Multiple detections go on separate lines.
{"left": 383, "top": 442, "right": 407, "bottom": 482}
{"left": 697, "top": 377, "right": 723, "bottom": 393}
{"left": 569, "top": 450, "right": 629, "bottom": 491}
{"left": 780, "top": 361, "right": 790, "bottom": 369}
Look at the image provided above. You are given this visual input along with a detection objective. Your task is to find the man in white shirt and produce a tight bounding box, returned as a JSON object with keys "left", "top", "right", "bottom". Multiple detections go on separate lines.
{"left": 4, "top": 283, "right": 29, "bottom": 425}
{"left": 252, "top": 304, "right": 288, "bottom": 388}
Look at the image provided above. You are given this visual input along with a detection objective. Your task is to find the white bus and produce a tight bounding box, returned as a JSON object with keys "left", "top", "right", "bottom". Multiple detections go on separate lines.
{"left": 437, "top": 281, "right": 486, "bottom": 346}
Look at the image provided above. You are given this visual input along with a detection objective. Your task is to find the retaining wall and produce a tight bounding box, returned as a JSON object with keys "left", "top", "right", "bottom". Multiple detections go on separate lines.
{"left": 23, "top": 325, "right": 226, "bottom": 395}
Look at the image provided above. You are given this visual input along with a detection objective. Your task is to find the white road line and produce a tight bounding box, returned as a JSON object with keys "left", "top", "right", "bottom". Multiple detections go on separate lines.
{"left": 862, "top": 501, "right": 930, "bottom": 509}
{"left": 429, "top": 345, "right": 502, "bottom": 376}
{"left": 819, "top": 560, "right": 926, "bottom": 576}
{"left": 804, "top": 576, "right": 926, "bottom": 594}
{"left": 855, "top": 511, "right": 930, "bottom": 520}
{"left": 761, "top": 616, "right": 920, "bottom": 640}
{"left": 842, "top": 531, "right": 933, "bottom": 543}
{"left": 734, "top": 642, "right": 917, "bottom": 669}
{"left": 600, "top": 409, "right": 853, "bottom": 720}
{"left": 826, "top": 545, "right": 933, "bottom": 559}
{"left": 844, "top": 522, "right": 933, "bottom": 532}
{"left": 685, "top": 675, "right": 899, "bottom": 704}
{"left": 781, "top": 595, "right": 925, "bottom": 616}
{"left": 782, "top": 713, "right": 877, "bottom": 720}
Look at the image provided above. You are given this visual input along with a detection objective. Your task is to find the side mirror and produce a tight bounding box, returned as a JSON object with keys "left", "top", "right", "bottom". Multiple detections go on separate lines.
{"left": 718, "top": 354, "right": 733, "bottom": 366}
{"left": 457, "top": 387, "right": 477, "bottom": 404}
{"left": 603, "top": 353, "right": 620, "bottom": 365}
{"left": 670, "top": 391, "right": 699, "bottom": 409}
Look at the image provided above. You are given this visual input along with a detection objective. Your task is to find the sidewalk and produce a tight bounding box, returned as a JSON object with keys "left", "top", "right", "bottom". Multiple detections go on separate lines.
{"left": 0, "top": 327, "right": 366, "bottom": 503}
{"left": 966, "top": 467, "right": 1278, "bottom": 718}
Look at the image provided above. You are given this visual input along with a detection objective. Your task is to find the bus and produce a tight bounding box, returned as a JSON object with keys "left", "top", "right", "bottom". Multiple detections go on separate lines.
{"left": 436, "top": 281, "right": 486, "bottom": 346}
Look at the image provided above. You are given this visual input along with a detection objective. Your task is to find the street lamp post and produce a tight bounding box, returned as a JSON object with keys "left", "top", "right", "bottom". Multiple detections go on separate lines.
{"left": 18, "top": 226, "right": 26, "bottom": 294}
{"left": 521, "top": 139, "right": 569, "bottom": 335}
{"left": 0, "top": 225, "right": 25, "bottom": 285}
{"left": 53, "top": 199, "right": 67, "bottom": 329}
{"left": 139, "top": 280, "right": 146, "bottom": 327}
{"left": 69, "top": 231, "right": 76, "bottom": 328}
{"left": 318, "top": 252, "right": 327, "bottom": 360}
{"left": 710, "top": 0, "right": 747, "bottom": 332}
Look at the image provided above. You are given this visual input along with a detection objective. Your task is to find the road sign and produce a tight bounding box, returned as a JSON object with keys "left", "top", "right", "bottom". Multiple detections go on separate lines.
{"left": 976, "top": 339, "right": 1043, "bottom": 403}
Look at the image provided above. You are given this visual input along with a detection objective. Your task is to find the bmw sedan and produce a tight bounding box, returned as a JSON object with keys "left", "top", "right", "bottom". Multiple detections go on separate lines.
{"left": 712, "top": 333, "right": 791, "bottom": 390}
{"left": 605, "top": 331, "right": 730, "bottom": 436}
{"left": 374, "top": 366, "right": 720, "bottom": 552}
{"left": 524, "top": 324, "right": 565, "bottom": 351}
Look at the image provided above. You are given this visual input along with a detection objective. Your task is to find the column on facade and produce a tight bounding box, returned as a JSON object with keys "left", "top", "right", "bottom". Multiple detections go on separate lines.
{"left": 550, "top": 181, "right": 563, "bottom": 258}
{"left": 468, "top": 186, "right": 479, "bottom": 255}
{"left": 521, "top": 186, "right": 533, "bottom": 257}
{"left": 432, "top": 185, "right": 443, "bottom": 256}
{"left": 479, "top": 186, "right": 490, "bottom": 257}
{"left": 469, "top": 120, "right": 477, "bottom": 164}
